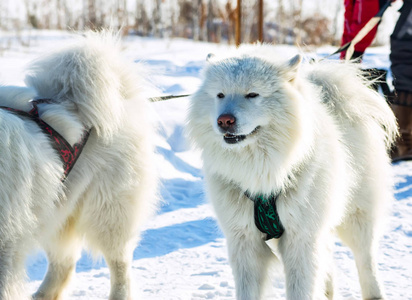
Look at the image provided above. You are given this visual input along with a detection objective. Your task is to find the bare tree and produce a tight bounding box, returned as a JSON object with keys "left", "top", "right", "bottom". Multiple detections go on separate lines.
{"left": 0, "top": 0, "right": 4, "bottom": 29}
{"left": 86, "top": 0, "right": 97, "bottom": 29}
{"left": 225, "top": 1, "right": 236, "bottom": 44}
{"left": 258, "top": 0, "right": 263, "bottom": 42}
{"left": 178, "top": 0, "right": 194, "bottom": 38}
{"left": 193, "top": 0, "right": 203, "bottom": 41}
{"left": 206, "top": 0, "right": 214, "bottom": 42}
{"left": 115, "top": 0, "right": 128, "bottom": 29}
{"left": 152, "top": 0, "right": 162, "bottom": 37}
{"left": 135, "top": 0, "right": 150, "bottom": 36}
{"left": 235, "top": 0, "right": 241, "bottom": 45}
{"left": 292, "top": 0, "right": 303, "bottom": 45}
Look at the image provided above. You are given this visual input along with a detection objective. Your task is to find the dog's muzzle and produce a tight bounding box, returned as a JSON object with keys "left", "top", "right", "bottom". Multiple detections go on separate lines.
{"left": 222, "top": 126, "right": 260, "bottom": 144}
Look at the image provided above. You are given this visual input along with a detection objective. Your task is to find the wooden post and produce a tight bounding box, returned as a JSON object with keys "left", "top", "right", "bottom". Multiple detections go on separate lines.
{"left": 258, "top": 0, "right": 263, "bottom": 43}
{"left": 236, "top": 0, "right": 241, "bottom": 46}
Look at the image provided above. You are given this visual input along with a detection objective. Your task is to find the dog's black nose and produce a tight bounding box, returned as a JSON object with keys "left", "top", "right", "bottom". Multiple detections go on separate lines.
{"left": 217, "top": 114, "right": 236, "bottom": 131}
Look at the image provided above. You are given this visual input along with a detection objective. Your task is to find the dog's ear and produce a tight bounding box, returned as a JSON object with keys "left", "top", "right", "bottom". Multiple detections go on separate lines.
{"left": 206, "top": 53, "right": 216, "bottom": 62}
{"left": 282, "top": 54, "right": 302, "bottom": 82}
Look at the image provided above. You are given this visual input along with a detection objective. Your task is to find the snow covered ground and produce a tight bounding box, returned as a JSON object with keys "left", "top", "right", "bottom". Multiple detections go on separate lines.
{"left": 0, "top": 31, "right": 411, "bottom": 299}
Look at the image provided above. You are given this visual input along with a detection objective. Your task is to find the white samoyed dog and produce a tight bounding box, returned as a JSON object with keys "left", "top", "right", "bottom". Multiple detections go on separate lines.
{"left": 187, "top": 45, "right": 398, "bottom": 300}
{"left": 0, "top": 32, "right": 157, "bottom": 300}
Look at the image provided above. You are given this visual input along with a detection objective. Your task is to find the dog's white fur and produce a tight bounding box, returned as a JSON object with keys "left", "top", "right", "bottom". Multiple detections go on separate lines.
{"left": 187, "top": 45, "right": 398, "bottom": 300}
{"left": 0, "top": 32, "right": 158, "bottom": 300}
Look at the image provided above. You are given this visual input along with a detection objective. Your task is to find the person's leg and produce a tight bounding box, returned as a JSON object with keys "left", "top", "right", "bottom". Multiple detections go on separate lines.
{"left": 390, "top": 92, "right": 412, "bottom": 161}
{"left": 390, "top": 2, "right": 412, "bottom": 161}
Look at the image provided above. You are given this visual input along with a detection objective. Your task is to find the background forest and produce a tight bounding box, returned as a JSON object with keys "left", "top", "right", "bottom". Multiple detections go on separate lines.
{"left": 0, "top": 0, "right": 380, "bottom": 47}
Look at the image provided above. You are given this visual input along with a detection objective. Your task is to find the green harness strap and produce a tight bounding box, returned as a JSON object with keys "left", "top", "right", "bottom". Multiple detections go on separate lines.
{"left": 245, "top": 191, "right": 284, "bottom": 240}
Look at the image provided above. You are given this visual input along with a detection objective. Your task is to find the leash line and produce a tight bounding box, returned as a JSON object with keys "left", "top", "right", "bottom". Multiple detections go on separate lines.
{"left": 149, "top": 94, "right": 190, "bottom": 102}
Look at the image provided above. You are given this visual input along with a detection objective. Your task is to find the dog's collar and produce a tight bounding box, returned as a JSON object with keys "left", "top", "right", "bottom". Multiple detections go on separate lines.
{"left": 0, "top": 99, "right": 90, "bottom": 182}
{"left": 245, "top": 191, "right": 284, "bottom": 240}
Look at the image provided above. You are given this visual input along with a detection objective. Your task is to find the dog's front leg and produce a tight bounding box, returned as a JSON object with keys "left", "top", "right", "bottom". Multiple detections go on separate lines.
{"left": 278, "top": 232, "right": 330, "bottom": 300}
{"left": 205, "top": 175, "right": 275, "bottom": 300}
{"left": 0, "top": 248, "right": 28, "bottom": 300}
{"left": 226, "top": 232, "right": 274, "bottom": 300}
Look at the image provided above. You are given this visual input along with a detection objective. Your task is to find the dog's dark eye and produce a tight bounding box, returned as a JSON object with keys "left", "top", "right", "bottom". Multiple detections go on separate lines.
{"left": 217, "top": 93, "right": 225, "bottom": 99}
{"left": 246, "top": 92, "right": 259, "bottom": 99}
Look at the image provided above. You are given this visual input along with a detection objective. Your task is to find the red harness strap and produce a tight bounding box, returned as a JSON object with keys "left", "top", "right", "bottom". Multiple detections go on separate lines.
{"left": 0, "top": 100, "right": 90, "bottom": 182}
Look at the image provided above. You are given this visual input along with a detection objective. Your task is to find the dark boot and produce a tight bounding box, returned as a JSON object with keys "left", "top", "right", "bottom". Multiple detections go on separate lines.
{"left": 391, "top": 91, "right": 412, "bottom": 162}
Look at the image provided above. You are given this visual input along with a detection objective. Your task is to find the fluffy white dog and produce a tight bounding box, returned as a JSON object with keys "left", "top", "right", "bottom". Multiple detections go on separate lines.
{"left": 187, "top": 45, "right": 398, "bottom": 300}
{"left": 0, "top": 32, "right": 157, "bottom": 299}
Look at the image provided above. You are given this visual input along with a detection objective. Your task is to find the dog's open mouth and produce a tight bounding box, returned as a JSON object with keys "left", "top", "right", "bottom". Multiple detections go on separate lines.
{"left": 223, "top": 126, "right": 260, "bottom": 144}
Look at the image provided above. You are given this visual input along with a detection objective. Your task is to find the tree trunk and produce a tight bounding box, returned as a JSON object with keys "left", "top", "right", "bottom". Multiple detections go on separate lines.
{"left": 236, "top": 0, "right": 241, "bottom": 46}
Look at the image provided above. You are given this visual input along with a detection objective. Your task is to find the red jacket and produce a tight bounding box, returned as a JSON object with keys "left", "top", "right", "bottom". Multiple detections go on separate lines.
{"left": 340, "top": 0, "right": 381, "bottom": 59}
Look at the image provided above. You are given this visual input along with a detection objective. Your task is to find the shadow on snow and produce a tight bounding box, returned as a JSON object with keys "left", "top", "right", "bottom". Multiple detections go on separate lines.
{"left": 393, "top": 175, "right": 412, "bottom": 201}
{"left": 27, "top": 218, "right": 222, "bottom": 281}
{"left": 133, "top": 218, "right": 222, "bottom": 259}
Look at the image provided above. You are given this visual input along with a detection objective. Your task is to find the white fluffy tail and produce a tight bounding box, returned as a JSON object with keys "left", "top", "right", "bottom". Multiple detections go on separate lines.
{"left": 24, "top": 31, "right": 148, "bottom": 142}
{"left": 306, "top": 61, "right": 398, "bottom": 149}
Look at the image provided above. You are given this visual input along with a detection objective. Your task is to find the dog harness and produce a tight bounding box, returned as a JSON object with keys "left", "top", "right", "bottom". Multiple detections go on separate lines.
{"left": 245, "top": 191, "right": 284, "bottom": 240}
{"left": 0, "top": 99, "right": 90, "bottom": 182}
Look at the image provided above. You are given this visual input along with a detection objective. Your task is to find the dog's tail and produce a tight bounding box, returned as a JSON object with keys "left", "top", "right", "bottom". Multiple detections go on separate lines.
{"left": 25, "top": 30, "right": 149, "bottom": 142}
{"left": 306, "top": 61, "right": 398, "bottom": 150}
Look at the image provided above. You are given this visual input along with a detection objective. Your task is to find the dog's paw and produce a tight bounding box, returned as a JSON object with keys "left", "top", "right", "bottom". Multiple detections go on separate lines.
{"left": 32, "top": 291, "right": 55, "bottom": 300}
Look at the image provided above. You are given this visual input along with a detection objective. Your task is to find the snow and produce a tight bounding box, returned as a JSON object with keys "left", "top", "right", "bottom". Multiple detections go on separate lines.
{"left": 0, "top": 31, "right": 411, "bottom": 299}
